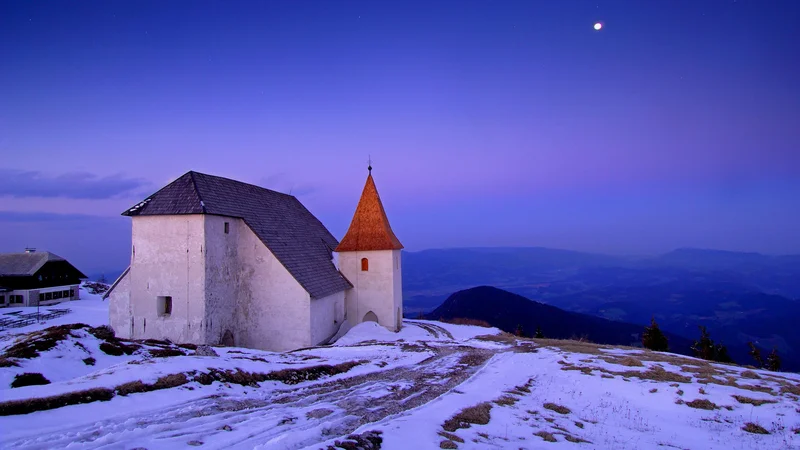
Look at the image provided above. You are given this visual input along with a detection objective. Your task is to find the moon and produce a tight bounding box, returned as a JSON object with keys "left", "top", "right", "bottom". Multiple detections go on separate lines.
{"left": 594, "top": 22, "right": 603, "bottom": 31}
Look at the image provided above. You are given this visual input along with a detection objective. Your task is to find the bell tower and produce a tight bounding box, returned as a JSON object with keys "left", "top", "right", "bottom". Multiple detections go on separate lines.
{"left": 336, "top": 163, "right": 404, "bottom": 331}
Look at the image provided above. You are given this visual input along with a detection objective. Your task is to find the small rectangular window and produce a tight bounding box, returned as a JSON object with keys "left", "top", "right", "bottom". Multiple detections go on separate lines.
{"left": 39, "top": 294, "right": 44, "bottom": 301}
{"left": 158, "top": 296, "right": 173, "bottom": 316}
{"left": 45, "top": 292, "right": 52, "bottom": 300}
{"left": 0, "top": 296, "right": 5, "bottom": 304}
{"left": 224, "top": 222, "right": 230, "bottom": 234}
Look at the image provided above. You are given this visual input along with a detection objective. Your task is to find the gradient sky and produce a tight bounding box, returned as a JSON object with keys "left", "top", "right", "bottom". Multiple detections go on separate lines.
{"left": 1, "top": 0, "right": 799, "bottom": 275}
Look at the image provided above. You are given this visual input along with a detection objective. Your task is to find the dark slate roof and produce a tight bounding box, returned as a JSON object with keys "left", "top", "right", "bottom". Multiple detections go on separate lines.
{"left": 0, "top": 251, "right": 87, "bottom": 278}
{"left": 122, "top": 171, "right": 352, "bottom": 299}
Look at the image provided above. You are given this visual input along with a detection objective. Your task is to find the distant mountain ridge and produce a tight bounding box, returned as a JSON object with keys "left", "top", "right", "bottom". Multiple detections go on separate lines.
{"left": 403, "top": 247, "right": 800, "bottom": 371}
{"left": 427, "top": 286, "right": 694, "bottom": 357}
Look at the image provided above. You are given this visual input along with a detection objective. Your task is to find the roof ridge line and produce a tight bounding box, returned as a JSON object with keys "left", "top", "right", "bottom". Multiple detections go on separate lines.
{"left": 189, "top": 171, "right": 207, "bottom": 213}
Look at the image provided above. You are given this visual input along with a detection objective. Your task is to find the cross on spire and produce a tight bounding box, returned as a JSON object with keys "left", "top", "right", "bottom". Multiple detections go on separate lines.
{"left": 368, "top": 155, "right": 372, "bottom": 173}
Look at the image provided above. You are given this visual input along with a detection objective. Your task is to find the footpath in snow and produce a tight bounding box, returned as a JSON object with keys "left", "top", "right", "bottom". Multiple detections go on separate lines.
{"left": 0, "top": 287, "right": 798, "bottom": 449}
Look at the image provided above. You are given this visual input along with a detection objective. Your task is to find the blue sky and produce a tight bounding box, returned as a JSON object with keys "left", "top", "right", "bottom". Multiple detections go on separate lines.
{"left": 1, "top": 1, "right": 798, "bottom": 274}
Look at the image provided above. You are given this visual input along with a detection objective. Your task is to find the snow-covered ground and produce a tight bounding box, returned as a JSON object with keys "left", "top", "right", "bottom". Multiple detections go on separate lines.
{"left": 0, "top": 287, "right": 798, "bottom": 449}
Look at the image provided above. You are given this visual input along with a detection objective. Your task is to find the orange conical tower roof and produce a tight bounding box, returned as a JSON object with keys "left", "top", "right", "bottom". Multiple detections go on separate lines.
{"left": 336, "top": 169, "right": 403, "bottom": 252}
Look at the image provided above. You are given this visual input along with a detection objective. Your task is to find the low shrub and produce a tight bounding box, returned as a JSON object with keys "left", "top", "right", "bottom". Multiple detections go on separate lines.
{"left": 11, "top": 372, "right": 51, "bottom": 388}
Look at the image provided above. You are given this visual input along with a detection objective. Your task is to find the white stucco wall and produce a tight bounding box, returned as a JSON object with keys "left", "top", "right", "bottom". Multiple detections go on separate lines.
{"left": 310, "top": 290, "right": 346, "bottom": 345}
{"left": 110, "top": 212, "right": 348, "bottom": 351}
{"left": 339, "top": 249, "right": 403, "bottom": 332}
{"left": 235, "top": 222, "right": 313, "bottom": 351}
{"left": 128, "top": 215, "right": 207, "bottom": 344}
{"left": 203, "top": 215, "right": 240, "bottom": 345}
{"left": 108, "top": 270, "right": 132, "bottom": 338}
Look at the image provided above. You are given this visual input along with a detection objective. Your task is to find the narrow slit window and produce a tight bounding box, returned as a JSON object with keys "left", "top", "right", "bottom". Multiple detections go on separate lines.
{"left": 224, "top": 222, "right": 230, "bottom": 234}
{"left": 158, "top": 296, "right": 173, "bottom": 316}
{"left": 361, "top": 258, "right": 369, "bottom": 271}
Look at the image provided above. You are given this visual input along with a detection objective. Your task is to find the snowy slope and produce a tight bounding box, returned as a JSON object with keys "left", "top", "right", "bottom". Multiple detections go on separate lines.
{"left": 0, "top": 292, "right": 798, "bottom": 450}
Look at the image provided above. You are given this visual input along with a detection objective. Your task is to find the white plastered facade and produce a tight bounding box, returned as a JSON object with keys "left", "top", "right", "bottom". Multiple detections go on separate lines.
{"left": 338, "top": 249, "right": 403, "bottom": 332}
{"left": 108, "top": 214, "right": 347, "bottom": 351}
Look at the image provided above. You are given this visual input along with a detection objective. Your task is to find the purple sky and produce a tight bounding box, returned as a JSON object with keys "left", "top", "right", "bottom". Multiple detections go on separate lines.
{"left": 1, "top": 1, "right": 799, "bottom": 275}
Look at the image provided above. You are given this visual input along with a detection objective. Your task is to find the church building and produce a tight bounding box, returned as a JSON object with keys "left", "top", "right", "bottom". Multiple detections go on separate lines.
{"left": 105, "top": 166, "right": 403, "bottom": 351}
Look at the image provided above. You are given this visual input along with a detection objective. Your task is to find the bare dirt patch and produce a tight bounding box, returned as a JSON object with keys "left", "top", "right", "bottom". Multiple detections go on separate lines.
{"left": 307, "top": 408, "right": 334, "bottom": 419}
{"left": 324, "top": 430, "right": 383, "bottom": 449}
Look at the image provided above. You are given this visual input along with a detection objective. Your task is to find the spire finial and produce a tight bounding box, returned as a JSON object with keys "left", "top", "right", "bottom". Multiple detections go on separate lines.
{"left": 368, "top": 155, "right": 372, "bottom": 174}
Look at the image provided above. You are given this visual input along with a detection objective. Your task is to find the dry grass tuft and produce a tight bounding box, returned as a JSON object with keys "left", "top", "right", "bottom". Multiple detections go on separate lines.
{"left": 3, "top": 324, "right": 87, "bottom": 359}
{"left": 494, "top": 395, "right": 518, "bottom": 407}
{"left": 543, "top": 403, "right": 571, "bottom": 415}
{"left": 439, "top": 440, "right": 457, "bottom": 449}
{"left": 649, "top": 388, "right": 658, "bottom": 393}
{"left": 561, "top": 366, "right": 593, "bottom": 375}
{"left": 475, "top": 333, "right": 517, "bottom": 344}
{"left": 442, "top": 402, "right": 493, "bottom": 432}
{"left": 732, "top": 395, "right": 778, "bottom": 406}
{"left": 0, "top": 387, "right": 114, "bottom": 416}
{"left": 441, "top": 318, "right": 492, "bottom": 328}
{"left": 438, "top": 431, "right": 464, "bottom": 443}
{"left": 575, "top": 421, "right": 585, "bottom": 428}
{"left": 741, "top": 370, "right": 761, "bottom": 379}
{"left": 685, "top": 399, "right": 718, "bottom": 410}
{"left": 0, "top": 358, "right": 19, "bottom": 368}
{"left": 628, "top": 365, "right": 691, "bottom": 383}
{"left": 534, "top": 431, "right": 557, "bottom": 442}
{"left": 564, "top": 434, "right": 591, "bottom": 443}
{"left": 742, "top": 422, "right": 769, "bottom": 434}
{"left": 532, "top": 338, "right": 612, "bottom": 356}
{"left": 602, "top": 356, "right": 644, "bottom": 367}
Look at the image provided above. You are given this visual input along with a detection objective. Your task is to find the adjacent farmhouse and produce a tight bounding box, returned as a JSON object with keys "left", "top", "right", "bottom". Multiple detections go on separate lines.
{"left": 106, "top": 167, "right": 404, "bottom": 351}
{"left": 0, "top": 249, "right": 86, "bottom": 307}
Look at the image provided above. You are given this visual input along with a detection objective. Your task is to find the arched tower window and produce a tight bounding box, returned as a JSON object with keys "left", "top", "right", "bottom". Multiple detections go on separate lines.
{"left": 361, "top": 258, "right": 369, "bottom": 271}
